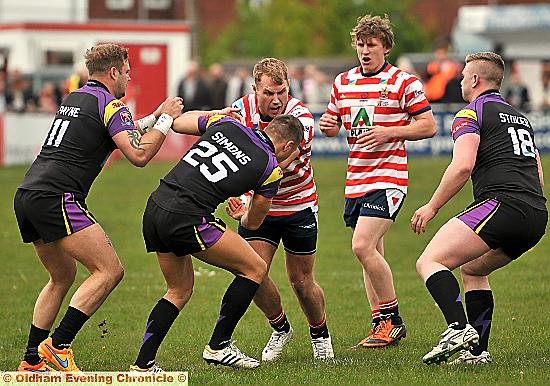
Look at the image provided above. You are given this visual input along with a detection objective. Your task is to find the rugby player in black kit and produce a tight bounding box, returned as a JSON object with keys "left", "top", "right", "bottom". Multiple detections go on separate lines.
{"left": 13, "top": 43, "right": 183, "bottom": 372}
{"left": 411, "top": 52, "right": 547, "bottom": 365}
{"left": 130, "top": 113, "right": 304, "bottom": 371}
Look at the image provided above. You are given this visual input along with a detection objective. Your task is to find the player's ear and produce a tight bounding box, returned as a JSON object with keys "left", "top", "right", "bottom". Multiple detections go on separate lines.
{"left": 284, "top": 140, "right": 295, "bottom": 152}
{"left": 109, "top": 67, "right": 118, "bottom": 80}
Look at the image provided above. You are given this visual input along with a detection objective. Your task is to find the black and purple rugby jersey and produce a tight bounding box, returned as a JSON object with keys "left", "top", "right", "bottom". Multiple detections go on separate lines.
{"left": 451, "top": 90, "right": 546, "bottom": 210}
{"left": 151, "top": 115, "right": 283, "bottom": 215}
{"left": 20, "top": 80, "right": 135, "bottom": 196}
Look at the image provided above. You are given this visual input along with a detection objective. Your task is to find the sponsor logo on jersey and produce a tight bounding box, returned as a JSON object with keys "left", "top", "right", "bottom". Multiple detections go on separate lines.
{"left": 379, "top": 86, "right": 389, "bottom": 100}
{"left": 351, "top": 106, "right": 374, "bottom": 129}
{"left": 120, "top": 110, "right": 133, "bottom": 125}
{"left": 451, "top": 119, "right": 470, "bottom": 136}
{"left": 104, "top": 99, "right": 126, "bottom": 125}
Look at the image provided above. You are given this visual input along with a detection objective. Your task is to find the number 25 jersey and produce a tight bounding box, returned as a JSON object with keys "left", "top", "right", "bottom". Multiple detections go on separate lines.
{"left": 151, "top": 116, "right": 283, "bottom": 215}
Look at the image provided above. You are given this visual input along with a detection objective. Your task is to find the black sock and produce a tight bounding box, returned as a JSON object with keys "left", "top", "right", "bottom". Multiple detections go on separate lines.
{"left": 23, "top": 324, "right": 50, "bottom": 365}
{"left": 465, "top": 290, "right": 493, "bottom": 355}
{"left": 309, "top": 315, "right": 329, "bottom": 339}
{"left": 208, "top": 276, "right": 259, "bottom": 350}
{"left": 372, "top": 317, "right": 382, "bottom": 329}
{"left": 425, "top": 270, "right": 467, "bottom": 329}
{"left": 268, "top": 310, "right": 291, "bottom": 333}
{"left": 134, "top": 298, "right": 180, "bottom": 369}
{"left": 51, "top": 306, "right": 89, "bottom": 349}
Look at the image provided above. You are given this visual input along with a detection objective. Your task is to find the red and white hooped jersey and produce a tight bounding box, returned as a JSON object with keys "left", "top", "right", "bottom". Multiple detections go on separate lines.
{"left": 325, "top": 63, "right": 431, "bottom": 198}
{"left": 232, "top": 94, "right": 317, "bottom": 216}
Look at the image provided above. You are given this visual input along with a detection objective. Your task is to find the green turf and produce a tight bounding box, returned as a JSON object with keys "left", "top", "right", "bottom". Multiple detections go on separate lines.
{"left": 1, "top": 156, "right": 549, "bottom": 385}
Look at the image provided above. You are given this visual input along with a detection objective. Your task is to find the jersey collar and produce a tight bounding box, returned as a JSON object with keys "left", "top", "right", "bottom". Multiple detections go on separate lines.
{"left": 479, "top": 89, "right": 500, "bottom": 97}
{"left": 253, "top": 129, "right": 275, "bottom": 152}
{"left": 86, "top": 80, "right": 110, "bottom": 93}
{"left": 360, "top": 61, "right": 389, "bottom": 77}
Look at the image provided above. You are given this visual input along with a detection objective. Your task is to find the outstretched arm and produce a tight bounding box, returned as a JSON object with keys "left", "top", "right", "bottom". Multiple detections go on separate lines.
{"left": 172, "top": 107, "right": 243, "bottom": 135}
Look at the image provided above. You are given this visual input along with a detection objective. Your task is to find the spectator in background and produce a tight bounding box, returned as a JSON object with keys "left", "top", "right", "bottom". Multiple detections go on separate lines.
{"left": 5, "top": 69, "right": 35, "bottom": 113}
{"left": 425, "top": 38, "right": 460, "bottom": 103}
{"left": 67, "top": 65, "right": 88, "bottom": 93}
{"left": 37, "top": 81, "right": 59, "bottom": 113}
{"left": 207, "top": 63, "right": 228, "bottom": 109}
{"left": 288, "top": 64, "right": 305, "bottom": 101}
{"left": 225, "top": 67, "right": 253, "bottom": 107}
{"left": 540, "top": 60, "right": 550, "bottom": 112}
{"left": 440, "top": 62, "right": 465, "bottom": 104}
{"left": 505, "top": 72, "right": 530, "bottom": 112}
{"left": 177, "top": 60, "right": 212, "bottom": 112}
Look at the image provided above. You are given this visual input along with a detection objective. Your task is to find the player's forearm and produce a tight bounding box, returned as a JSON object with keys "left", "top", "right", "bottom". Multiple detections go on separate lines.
{"left": 427, "top": 163, "right": 471, "bottom": 210}
{"left": 536, "top": 150, "right": 545, "bottom": 189}
{"left": 125, "top": 128, "right": 166, "bottom": 167}
{"left": 389, "top": 118, "right": 437, "bottom": 141}
{"left": 171, "top": 112, "right": 202, "bottom": 135}
{"left": 240, "top": 196, "right": 271, "bottom": 230}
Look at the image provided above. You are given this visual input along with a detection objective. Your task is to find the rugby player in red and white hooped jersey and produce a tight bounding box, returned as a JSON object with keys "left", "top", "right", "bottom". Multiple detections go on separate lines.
{"left": 227, "top": 58, "right": 333, "bottom": 361}
{"left": 319, "top": 14, "right": 437, "bottom": 349}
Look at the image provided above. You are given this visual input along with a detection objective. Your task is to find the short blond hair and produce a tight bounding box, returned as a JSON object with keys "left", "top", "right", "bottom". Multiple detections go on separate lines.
{"left": 465, "top": 52, "right": 505, "bottom": 88}
{"left": 253, "top": 58, "right": 288, "bottom": 85}
{"left": 351, "top": 14, "right": 394, "bottom": 50}
{"left": 85, "top": 43, "right": 128, "bottom": 76}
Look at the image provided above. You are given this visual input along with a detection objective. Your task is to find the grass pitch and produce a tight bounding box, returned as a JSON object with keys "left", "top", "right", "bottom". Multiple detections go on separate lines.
{"left": 1, "top": 156, "right": 549, "bottom": 385}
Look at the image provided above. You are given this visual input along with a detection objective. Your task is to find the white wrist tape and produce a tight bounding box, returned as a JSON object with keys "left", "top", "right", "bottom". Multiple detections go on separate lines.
{"left": 136, "top": 114, "right": 156, "bottom": 133}
{"left": 152, "top": 113, "right": 173, "bottom": 136}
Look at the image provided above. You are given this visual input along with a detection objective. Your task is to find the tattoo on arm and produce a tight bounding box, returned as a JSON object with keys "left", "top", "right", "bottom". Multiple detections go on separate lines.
{"left": 128, "top": 130, "right": 142, "bottom": 149}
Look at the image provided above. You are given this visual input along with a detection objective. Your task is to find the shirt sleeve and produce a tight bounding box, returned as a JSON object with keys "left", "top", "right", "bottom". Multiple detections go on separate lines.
{"left": 402, "top": 76, "right": 431, "bottom": 116}
{"left": 255, "top": 164, "right": 283, "bottom": 198}
{"left": 104, "top": 99, "right": 135, "bottom": 137}
{"left": 451, "top": 108, "right": 480, "bottom": 141}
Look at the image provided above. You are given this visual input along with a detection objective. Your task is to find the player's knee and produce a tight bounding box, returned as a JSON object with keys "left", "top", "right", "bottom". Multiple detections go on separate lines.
{"left": 249, "top": 258, "right": 268, "bottom": 283}
{"left": 351, "top": 240, "right": 375, "bottom": 261}
{"left": 167, "top": 286, "right": 193, "bottom": 309}
{"left": 105, "top": 263, "right": 124, "bottom": 289}
{"left": 415, "top": 257, "right": 426, "bottom": 278}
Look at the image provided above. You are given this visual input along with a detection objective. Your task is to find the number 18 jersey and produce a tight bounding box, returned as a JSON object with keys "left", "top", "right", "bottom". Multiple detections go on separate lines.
{"left": 451, "top": 90, "right": 546, "bottom": 210}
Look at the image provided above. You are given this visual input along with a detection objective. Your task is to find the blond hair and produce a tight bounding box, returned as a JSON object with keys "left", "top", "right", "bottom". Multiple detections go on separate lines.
{"left": 351, "top": 14, "right": 394, "bottom": 50}
{"left": 465, "top": 52, "right": 505, "bottom": 88}
{"left": 85, "top": 43, "right": 129, "bottom": 76}
{"left": 253, "top": 58, "right": 288, "bottom": 85}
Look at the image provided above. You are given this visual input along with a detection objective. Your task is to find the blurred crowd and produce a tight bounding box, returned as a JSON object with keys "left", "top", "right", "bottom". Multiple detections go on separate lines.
{"left": 408, "top": 38, "right": 550, "bottom": 113}
{"left": 2, "top": 48, "right": 550, "bottom": 115}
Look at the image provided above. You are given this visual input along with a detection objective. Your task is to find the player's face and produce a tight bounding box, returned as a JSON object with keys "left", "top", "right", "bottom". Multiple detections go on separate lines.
{"left": 460, "top": 63, "right": 475, "bottom": 102}
{"left": 113, "top": 61, "right": 131, "bottom": 99}
{"left": 356, "top": 37, "right": 387, "bottom": 74}
{"left": 254, "top": 74, "right": 289, "bottom": 119}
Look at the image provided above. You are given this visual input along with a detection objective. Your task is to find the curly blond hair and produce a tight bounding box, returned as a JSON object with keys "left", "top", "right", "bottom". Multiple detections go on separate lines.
{"left": 350, "top": 14, "right": 394, "bottom": 50}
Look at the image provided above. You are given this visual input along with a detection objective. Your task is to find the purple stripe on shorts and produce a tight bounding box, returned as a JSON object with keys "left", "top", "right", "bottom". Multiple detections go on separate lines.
{"left": 196, "top": 218, "right": 224, "bottom": 248}
{"left": 457, "top": 198, "right": 498, "bottom": 232}
{"left": 63, "top": 193, "right": 95, "bottom": 233}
